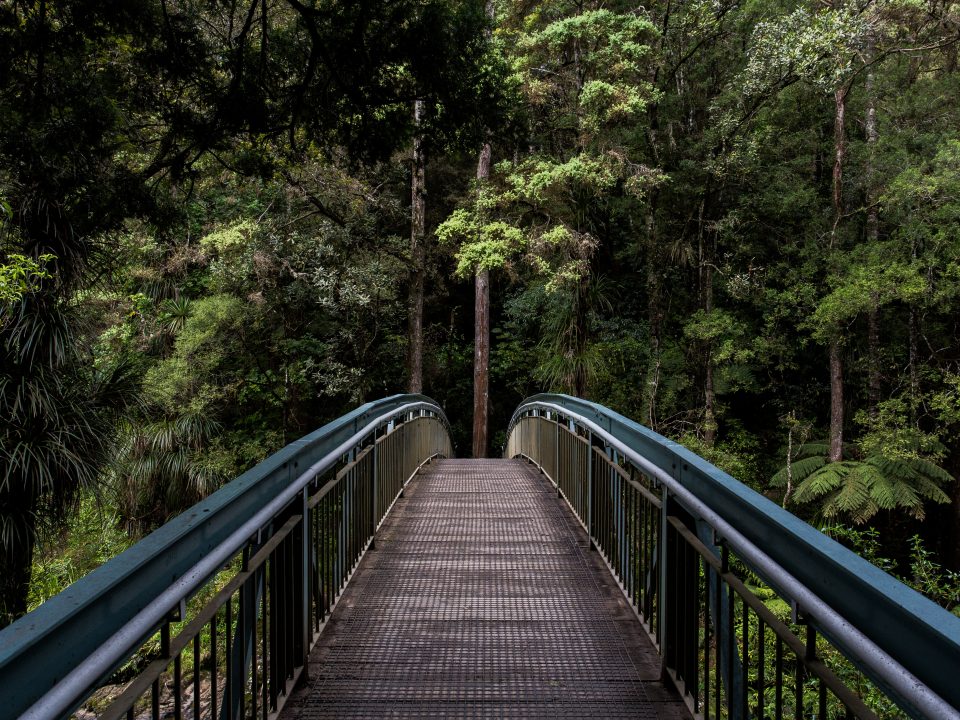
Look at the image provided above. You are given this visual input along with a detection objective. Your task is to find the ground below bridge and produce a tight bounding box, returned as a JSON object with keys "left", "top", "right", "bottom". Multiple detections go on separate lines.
{"left": 281, "top": 458, "right": 689, "bottom": 719}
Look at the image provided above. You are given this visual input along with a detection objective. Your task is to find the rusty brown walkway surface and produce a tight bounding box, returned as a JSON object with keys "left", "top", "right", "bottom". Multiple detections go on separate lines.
{"left": 281, "top": 458, "right": 688, "bottom": 719}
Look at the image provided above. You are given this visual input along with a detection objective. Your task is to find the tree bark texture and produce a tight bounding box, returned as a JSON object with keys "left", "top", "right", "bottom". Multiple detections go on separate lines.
{"left": 470, "top": 0, "right": 495, "bottom": 457}
{"left": 473, "top": 269, "right": 490, "bottom": 458}
{"left": 829, "top": 70, "right": 847, "bottom": 461}
{"left": 408, "top": 99, "right": 426, "bottom": 393}
{"left": 829, "top": 339, "right": 844, "bottom": 462}
{"left": 472, "top": 140, "right": 492, "bottom": 458}
{"left": 831, "top": 85, "right": 848, "bottom": 243}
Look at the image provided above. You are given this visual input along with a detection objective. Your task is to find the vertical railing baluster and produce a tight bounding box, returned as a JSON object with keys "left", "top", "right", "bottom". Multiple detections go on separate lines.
{"left": 704, "top": 555, "right": 711, "bottom": 720}
{"left": 193, "top": 633, "right": 200, "bottom": 720}
{"left": 758, "top": 618, "right": 765, "bottom": 719}
{"left": 587, "top": 431, "right": 594, "bottom": 549}
{"left": 225, "top": 596, "right": 233, "bottom": 720}
{"left": 211, "top": 612, "right": 219, "bottom": 720}
{"left": 299, "top": 486, "right": 309, "bottom": 671}
{"left": 263, "top": 558, "right": 270, "bottom": 717}
{"left": 173, "top": 653, "right": 182, "bottom": 720}
{"left": 742, "top": 596, "right": 749, "bottom": 720}
{"left": 716, "top": 568, "right": 722, "bottom": 720}
{"left": 658, "top": 485, "right": 669, "bottom": 655}
{"left": 775, "top": 636, "right": 783, "bottom": 720}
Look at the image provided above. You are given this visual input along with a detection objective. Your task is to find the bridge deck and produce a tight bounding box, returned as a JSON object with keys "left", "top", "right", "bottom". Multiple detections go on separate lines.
{"left": 281, "top": 458, "right": 688, "bottom": 719}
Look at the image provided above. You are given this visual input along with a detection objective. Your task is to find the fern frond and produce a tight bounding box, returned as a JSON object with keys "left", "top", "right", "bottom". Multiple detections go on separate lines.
{"left": 911, "top": 476, "right": 952, "bottom": 504}
{"left": 850, "top": 496, "right": 879, "bottom": 525}
{"left": 794, "top": 462, "right": 849, "bottom": 502}
{"left": 795, "top": 442, "right": 830, "bottom": 459}
{"left": 770, "top": 455, "right": 827, "bottom": 487}
{"left": 904, "top": 457, "right": 955, "bottom": 486}
{"left": 891, "top": 481, "right": 920, "bottom": 511}
{"left": 835, "top": 465, "right": 874, "bottom": 513}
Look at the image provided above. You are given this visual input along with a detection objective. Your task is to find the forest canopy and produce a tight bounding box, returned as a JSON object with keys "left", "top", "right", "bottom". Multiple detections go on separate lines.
{"left": 2, "top": 0, "right": 960, "bottom": 629}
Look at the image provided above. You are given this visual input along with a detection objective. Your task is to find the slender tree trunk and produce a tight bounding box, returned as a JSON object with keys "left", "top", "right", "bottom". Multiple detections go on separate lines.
{"left": 828, "top": 73, "right": 847, "bottom": 461}
{"left": 829, "top": 339, "right": 844, "bottom": 462}
{"left": 408, "top": 99, "right": 426, "bottom": 393}
{"left": 909, "top": 303, "right": 919, "bottom": 410}
{"left": 472, "top": 142, "right": 492, "bottom": 458}
{"left": 473, "top": 269, "right": 490, "bottom": 457}
{"left": 830, "top": 85, "right": 848, "bottom": 244}
{"left": 865, "top": 36, "right": 882, "bottom": 416}
{"left": 471, "top": 0, "right": 495, "bottom": 457}
{"left": 783, "top": 412, "right": 796, "bottom": 509}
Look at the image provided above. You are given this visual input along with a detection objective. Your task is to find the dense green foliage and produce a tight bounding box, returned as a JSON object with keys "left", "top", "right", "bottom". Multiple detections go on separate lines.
{"left": 2, "top": 0, "right": 960, "bottom": 636}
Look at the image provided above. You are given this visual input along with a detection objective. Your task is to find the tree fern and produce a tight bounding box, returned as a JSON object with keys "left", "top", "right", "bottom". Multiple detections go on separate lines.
{"left": 775, "top": 444, "right": 954, "bottom": 524}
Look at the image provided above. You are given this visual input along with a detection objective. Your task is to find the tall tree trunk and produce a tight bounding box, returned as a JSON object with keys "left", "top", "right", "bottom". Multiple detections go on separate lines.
{"left": 830, "top": 85, "right": 848, "bottom": 244}
{"left": 909, "top": 302, "right": 919, "bottom": 411}
{"left": 408, "top": 99, "right": 426, "bottom": 393}
{"left": 865, "top": 36, "right": 882, "bottom": 416}
{"left": 829, "top": 339, "right": 844, "bottom": 462}
{"left": 472, "top": 140, "right": 492, "bottom": 458}
{"left": 828, "top": 77, "right": 848, "bottom": 462}
{"left": 473, "top": 268, "right": 490, "bottom": 458}
{"left": 471, "top": 0, "right": 494, "bottom": 458}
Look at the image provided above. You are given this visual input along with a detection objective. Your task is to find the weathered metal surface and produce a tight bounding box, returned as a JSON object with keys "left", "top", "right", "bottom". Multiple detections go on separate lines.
{"left": 282, "top": 458, "right": 687, "bottom": 719}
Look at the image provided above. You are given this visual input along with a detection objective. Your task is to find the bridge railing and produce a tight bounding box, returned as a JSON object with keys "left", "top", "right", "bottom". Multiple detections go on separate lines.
{"left": 0, "top": 394, "right": 452, "bottom": 720}
{"left": 506, "top": 394, "right": 960, "bottom": 720}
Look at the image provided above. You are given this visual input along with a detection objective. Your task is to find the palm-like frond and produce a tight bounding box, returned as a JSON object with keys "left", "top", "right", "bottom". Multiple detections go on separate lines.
{"left": 770, "top": 455, "right": 827, "bottom": 487}
{"left": 792, "top": 461, "right": 852, "bottom": 502}
{"left": 158, "top": 298, "right": 191, "bottom": 335}
{"left": 109, "top": 410, "right": 224, "bottom": 535}
{"left": 784, "top": 450, "right": 955, "bottom": 524}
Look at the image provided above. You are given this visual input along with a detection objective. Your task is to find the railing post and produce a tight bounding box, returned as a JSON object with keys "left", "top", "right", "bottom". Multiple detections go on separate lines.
{"left": 535, "top": 410, "right": 540, "bottom": 467}
{"left": 299, "top": 485, "right": 309, "bottom": 671}
{"left": 587, "top": 430, "right": 595, "bottom": 551}
{"left": 371, "top": 430, "right": 379, "bottom": 550}
{"left": 555, "top": 418, "right": 561, "bottom": 496}
{"left": 228, "top": 544, "right": 258, "bottom": 719}
{"left": 399, "top": 422, "right": 406, "bottom": 497}
{"left": 658, "top": 484, "right": 669, "bottom": 665}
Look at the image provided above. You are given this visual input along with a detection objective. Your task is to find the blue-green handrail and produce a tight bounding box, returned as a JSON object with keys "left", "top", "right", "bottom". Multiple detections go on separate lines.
{"left": 0, "top": 393, "right": 449, "bottom": 719}
{"left": 507, "top": 393, "right": 960, "bottom": 719}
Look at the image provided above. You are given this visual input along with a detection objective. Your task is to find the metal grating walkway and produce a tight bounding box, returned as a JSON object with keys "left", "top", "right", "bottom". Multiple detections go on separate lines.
{"left": 281, "top": 458, "right": 688, "bottom": 719}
